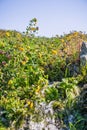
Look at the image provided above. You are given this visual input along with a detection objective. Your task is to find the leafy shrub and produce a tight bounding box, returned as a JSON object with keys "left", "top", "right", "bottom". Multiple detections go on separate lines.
{"left": 0, "top": 28, "right": 87, "bottom": 129}
{"left": 0, "top": 31, "right": 47, "bottom": 128}
{"left": 45, "top": 86, "right": 59, "bottom": 102}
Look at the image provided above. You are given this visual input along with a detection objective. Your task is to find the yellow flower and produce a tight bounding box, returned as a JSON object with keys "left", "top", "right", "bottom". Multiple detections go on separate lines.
{"left": 61, "top": 39, "right": 64, "bottom": 43}
{"left": 30, "top": 102, "right": 33, "bottom": 108}
{"left": 0, "top": 42, "right": 5, "bottom": 47}
{"left": 27, "top": 46, "right": 30, "bottom": 49}
{"left": 17, "top": 33, "right": 21, "bottom": 38}
{"left": 52, "top": 50, "right": 57, "bottom": 55}
{"left": 30, "top": 27, "right": 35, "bottom": 31}
{"left": 36, "top": 86, "right": 40, "bottom": 93}
{"left": 27, "top": 101, "right": 31, "bottom": 105}
{"left": 27, "top": 101, "right": 33, "bottom": 108}
{"left": 66, "top": 36, "right": 71, "bottom": 41}
{"left": 73, "top": 32, "right": 78, "bottom": 37}
{"left": 6, "top": 32, "right": 10, "bottom": 37}
{"left": 18, "top": 47, "right": 24, "bottom": 51}
{"left": 8, "top": 80, "right": 13, "bottom": 85}
{"left": 21, "top": 61, "right": 26, "bottom": 65}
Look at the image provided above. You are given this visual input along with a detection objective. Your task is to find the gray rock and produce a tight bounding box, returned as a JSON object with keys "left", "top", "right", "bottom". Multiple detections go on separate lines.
{"left": 80, "top": 42, "right": 87, "bottom": 65}
{"left": 68, "top": 115, "right": 74, "bottom": 123}
{"left": 18, "top": 101, "right": 62, "bottom": 130}
{"left": 80, "top": 42, "right": 87, "bottom": 55}
{"left": 46, "top": 124, "right": 58, "bottom": 130}
{"left": 80, "top": 55, "right": 87, "bottom": 65}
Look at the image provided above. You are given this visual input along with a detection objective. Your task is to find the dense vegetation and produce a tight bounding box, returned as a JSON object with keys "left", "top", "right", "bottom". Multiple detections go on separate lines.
{"left": 0, "top": 20, "right": 87, "bottom": 130}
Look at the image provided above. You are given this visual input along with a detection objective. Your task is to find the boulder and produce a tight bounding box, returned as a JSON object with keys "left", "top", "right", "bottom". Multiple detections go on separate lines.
{"left": 80, "top": 42, "right": 87, "bottom": 65}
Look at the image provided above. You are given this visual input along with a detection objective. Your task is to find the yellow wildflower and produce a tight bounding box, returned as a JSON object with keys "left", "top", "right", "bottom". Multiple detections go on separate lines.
{"left": 0, "top": 42, "right": 5, "bottom": 47}
{"left": 30, "top": 27, "right": 35, "bottom": 31}
{"left": 8, "top": 80, "right": 13, "bottom": 85}
{"left": 74, "top": 32, "right": 78, "bottom": 37}
{"left": 30, "top": 102, "right": 33, "bottom": 108}
{"left": 36, "top": 86, "right": 40, "bottom": 93}
{"left": 27, "top": 46, "right": 30, "bottom": 49}
{"left": 66, "top": 36, "right": 72, "bottom": 41}
{"left": 18, "top": 47, "right": 24, "bottom": 51}
{"left": 27, "top": 101, "right": 31, "bottom": 105}
{"left": 61, "top": 39, "right": 64, "bottom": 43}
{"left": 27, "top": 101, "right": 33, "bottom": 108}
{"left": 21, "top": 61, "right": 26, "bottom": 65}
{"left": 52, "top": 50, "right": 57, "bottom": 55}
{"left": 6, "top": 32, "right": 10, "bottom": 37}
{"left": 17, "top": 33, "right": 21, "bottom": 38}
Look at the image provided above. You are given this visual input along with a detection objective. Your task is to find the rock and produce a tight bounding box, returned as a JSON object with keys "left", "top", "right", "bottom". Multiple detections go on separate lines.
{"left": 80, "top": 42, "right": 87, "bottom": 65}
{"left": 66, "top": 63, "right": 79, "bottom": 76}
{"left": 19, "top": 101, "right": 62, "bottom": 130}
{"left": 46, "top": 124, "right": 58, "bottom": 130}
{"left": 0, "top": 108, "right": 9, "bottom": 126}
{"left": 68, "top": 115, "right": 74, "bottom": 123}
{"left": 80, "top": 42, "right": 87, "bottom": 55}
{"left": 80, "top": 55, "right": 87, "bottom": 65}
{"left": 78, "top": 84, "right": 87, "bottom": 114}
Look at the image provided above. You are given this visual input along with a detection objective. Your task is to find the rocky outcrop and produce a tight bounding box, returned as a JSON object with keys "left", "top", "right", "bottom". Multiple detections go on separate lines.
{"left": 79, "top": 84, "right": 87, "bottom": 113}
{"left": 19, "top": 101, "right": 62, "bottom": 130}
{"left": 80, "top": 42, "right": 87, "bottom": 65}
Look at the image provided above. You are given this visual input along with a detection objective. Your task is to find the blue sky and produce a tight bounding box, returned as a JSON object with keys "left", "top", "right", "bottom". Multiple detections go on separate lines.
{"left": 0, "top": 0, "right": 87, "bottom": 37}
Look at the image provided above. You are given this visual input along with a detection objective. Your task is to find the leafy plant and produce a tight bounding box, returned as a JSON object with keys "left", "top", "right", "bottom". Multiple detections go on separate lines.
{"left": 26, "top": 18, "right": 39, "bottom": 37}
{"left": 0, "top": 28, "right": 87, "bottom": 129}
{"left": 45, "top": 86, "right": 59, "bottom": 102}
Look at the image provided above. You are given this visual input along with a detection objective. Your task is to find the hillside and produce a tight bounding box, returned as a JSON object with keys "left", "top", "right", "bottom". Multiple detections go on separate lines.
{"left": 0, "top": 29, "right": 87, "bottom": 130}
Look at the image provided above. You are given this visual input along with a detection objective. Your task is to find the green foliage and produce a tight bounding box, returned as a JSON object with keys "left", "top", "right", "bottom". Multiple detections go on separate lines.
{"left": 45, "top": 58, "right": 66, "bottom": 81}
{"left": 26, "top": 18, "right": 39, "bottom": 37}
{"left": 69, "top": 116, "right": 86, "bottom": 130}
{"left": 0, "top": 30, "right": 47, "bottom": 128}
{"left": 80, "top": 64, "right": 87, "bottom": 83}
{"left": 45, "top": 77, "right": 83, "bottom": 129}
{"left": 45, "top": 77, "right": 80, "bottom": 103}
{"left": 0, "top": 28, "right": 87, "bottom": 129}
{"left": 45, "top": 86, "right": 59, "bottom": 102}
{"left": 0, "top": 122, "right": 6, "bottom": 130}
